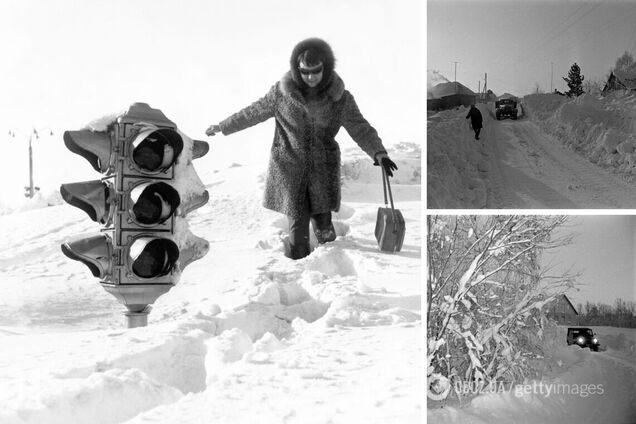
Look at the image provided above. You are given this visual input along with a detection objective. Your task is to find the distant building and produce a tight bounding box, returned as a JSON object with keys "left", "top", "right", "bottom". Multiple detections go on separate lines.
{"left": 496, "top": 93, "right": 519, "bottom": 101}
{"left": 602, "top": 70, "right": 636, "bottom": 94}
{"left": 477, "top": 89, "right": 497, "bottom": 103}
{"left": 546, "top": 294, "right": 579, "bottom": 325}
{"left": 427, "top": 81, "right": 476, "bottom": 110}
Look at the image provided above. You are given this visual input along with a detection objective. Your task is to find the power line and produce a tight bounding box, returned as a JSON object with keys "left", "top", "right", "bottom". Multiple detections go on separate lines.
{"left": 549, "top": 7, "right": 636, "bottom": 65}
{"left": 532, "top": 1, "right": 593, "bottom": 52}
{"left": 485, "top": 2, "right": 607, "bottom": 80}
{"left": 535, "top": 1, "right": 607, "bottom": 53}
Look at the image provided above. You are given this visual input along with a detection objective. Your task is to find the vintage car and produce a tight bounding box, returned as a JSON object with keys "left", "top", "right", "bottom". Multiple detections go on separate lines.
{"left": 566, "top": 327, "right": 600, "bottom": 352}
{"left": 495, "top": 98, "right": 518, "bottom": 120}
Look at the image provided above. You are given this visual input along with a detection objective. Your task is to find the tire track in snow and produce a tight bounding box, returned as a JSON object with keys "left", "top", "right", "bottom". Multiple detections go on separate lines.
{"left": 486, "top": 117, "right": 636, "bottom": 208}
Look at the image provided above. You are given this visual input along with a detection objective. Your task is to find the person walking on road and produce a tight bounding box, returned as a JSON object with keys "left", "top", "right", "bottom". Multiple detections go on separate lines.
{"left": 205, "top": 37, "right": 398, "bottom": 260}
{"left": 466, "top": 104, "right": 483, "bottom": 140}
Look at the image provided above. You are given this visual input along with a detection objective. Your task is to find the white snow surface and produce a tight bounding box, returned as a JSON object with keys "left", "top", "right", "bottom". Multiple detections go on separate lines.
{"left": 0, "top": 140, "right": 422, "bottom": 423}
{"left": 427, "top": 91, "right": 636, "bottom": 208}
{"left": 428, "top": 326, "right": 636, "bottom": 424}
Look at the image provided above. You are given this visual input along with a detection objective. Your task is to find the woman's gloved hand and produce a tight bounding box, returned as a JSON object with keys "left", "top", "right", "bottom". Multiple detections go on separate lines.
{"left": 205, "top": 124, "right": 221, "bottom": 136}
{"left": 374, "top": 152, "right": 398, "bottom": 177}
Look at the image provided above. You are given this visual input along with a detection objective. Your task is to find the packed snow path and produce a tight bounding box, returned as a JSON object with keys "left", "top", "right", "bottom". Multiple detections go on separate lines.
{"left": 427, "top": 102, "right": 636, "bottom": 209}
{"left": 481, "top": 105, "right": 636, "bottom": 208}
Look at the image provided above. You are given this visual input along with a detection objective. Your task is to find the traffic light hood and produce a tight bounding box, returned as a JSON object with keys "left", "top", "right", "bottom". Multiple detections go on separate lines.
{"left": 60, "top": 180, "right": 113, "bottom": 224}
{"left": 63, "top": 130, "right": 113, "bottom": 173}
{"left": 61, "top": 234, "right": 112, "bottom": 279}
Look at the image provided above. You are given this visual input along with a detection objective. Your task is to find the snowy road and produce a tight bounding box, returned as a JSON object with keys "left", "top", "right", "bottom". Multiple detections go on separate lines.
{"left": 482, "top": 109, "right": 636, "bottom": 208}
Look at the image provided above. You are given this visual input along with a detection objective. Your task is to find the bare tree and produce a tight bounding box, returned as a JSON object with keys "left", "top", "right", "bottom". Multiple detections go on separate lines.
{"left": 614, "top": 51, "right": 636, "bottom": 73}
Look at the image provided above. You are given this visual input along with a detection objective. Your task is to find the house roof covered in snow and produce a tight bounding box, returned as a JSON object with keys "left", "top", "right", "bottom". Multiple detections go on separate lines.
{"left": 549, "top": 294, "right": 578, "bottom": 315}
{"left": 613, "top": 70, "right": 636, "bottom": 89}
{"left": 497, "top": 93, "right": 518, "bottom": 101}
{"left": 603, "top": 70, "right": 636, "bottom": 92}
{"left": 428, "top": 81, "right": 476, "bottom": 99}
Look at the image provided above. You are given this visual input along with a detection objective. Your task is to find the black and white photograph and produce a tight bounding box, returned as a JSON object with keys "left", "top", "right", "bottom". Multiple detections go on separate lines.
{"left": 427, "top": 0, "right": 636, "bottom": 209}
{"left": 0, "top": 1, "right": 422, "bottom": 423}
{"left": 427, "top": 215, "right": 636, "bottom": 423}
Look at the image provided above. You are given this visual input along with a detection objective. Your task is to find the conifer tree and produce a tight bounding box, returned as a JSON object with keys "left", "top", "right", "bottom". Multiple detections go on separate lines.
{"left": 563, "top": 63, "right": 585, "bottom": 97}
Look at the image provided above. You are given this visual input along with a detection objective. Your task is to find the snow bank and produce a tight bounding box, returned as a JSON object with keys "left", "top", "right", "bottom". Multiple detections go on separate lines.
{"left": 1, "top": 368, "right": 181, "bottom": 424}
{"left": 0, "top": 190, "right": 63, "bottom": 216}
{"left": 524, "top": 91, "right": 636, "bottom": 178}
{"left": 427, "top": 105, "right": 491, "bottom": 208}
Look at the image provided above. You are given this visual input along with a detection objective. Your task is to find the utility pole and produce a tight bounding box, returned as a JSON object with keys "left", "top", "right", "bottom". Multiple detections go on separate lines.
{"left": 551, "top": 62, "right": 554, "bottom": 93}
{"left": 9, "top": 127, "right": 53, "bottom": 198}
{"left": 453, "top": 61, "right": 459, "bottom": 94}
{"left": 28, "top": 131, "right": 34, "bottom": 198}
{"left": 484, "top": 73, "right": 488, "bottom": 96}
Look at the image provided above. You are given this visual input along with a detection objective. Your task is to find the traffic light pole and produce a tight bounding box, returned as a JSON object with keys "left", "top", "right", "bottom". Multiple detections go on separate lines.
{"left": 125, "top": 306, "right": 150, "bottom": 328}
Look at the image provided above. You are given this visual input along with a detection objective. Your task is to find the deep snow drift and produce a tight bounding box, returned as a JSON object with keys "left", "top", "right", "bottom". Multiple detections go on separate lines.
{"left": 524, "top": 91, "right": 636, "bottom": 176}
{"left": 0, "top": 140, "right": 421, "bottom": 423}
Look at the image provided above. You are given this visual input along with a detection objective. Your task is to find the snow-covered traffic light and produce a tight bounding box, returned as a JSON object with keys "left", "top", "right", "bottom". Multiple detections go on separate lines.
{"left": 60, "top": 103, "right": 210, "bottom": 327}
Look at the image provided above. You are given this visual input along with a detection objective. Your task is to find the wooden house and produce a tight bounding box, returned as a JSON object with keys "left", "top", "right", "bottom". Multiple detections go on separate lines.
{"left": 546, "top": 294, "right": 579, "bottom": 325}
{"left": 602, "top": 70, "right": 636, "bottom": 94}
{"left": 427, "top": 81, "right": 476, "bottom": 110}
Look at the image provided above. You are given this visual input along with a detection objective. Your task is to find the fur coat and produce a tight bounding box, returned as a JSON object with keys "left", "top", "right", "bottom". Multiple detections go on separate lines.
{"left": 219, "top": 39, "right": 387, "bottom": 218}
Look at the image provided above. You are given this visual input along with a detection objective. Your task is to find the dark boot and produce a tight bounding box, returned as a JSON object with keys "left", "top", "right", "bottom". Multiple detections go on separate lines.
{"left": 311, "top": 212, "right": 336, "bottom": 244}
{"left": 288, "top": 212, "right": 311, "bottom": 260}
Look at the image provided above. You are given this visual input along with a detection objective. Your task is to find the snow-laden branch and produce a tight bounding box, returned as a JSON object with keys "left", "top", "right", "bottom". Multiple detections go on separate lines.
{"left": 427, "top": 215, "right": 578, "bottom": 401}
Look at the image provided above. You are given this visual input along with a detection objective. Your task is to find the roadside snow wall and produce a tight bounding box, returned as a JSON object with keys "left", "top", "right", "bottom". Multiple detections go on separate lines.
{"left": 524, "top": 91, "right": 636, "bottom": 178}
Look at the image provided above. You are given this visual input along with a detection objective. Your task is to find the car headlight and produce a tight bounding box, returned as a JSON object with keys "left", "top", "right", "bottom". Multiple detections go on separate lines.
{"left": 593, "top": 338, "right": 598, "bottom": 344}
{"left": 577, "top": 337, "right": 584, "bottom": 344}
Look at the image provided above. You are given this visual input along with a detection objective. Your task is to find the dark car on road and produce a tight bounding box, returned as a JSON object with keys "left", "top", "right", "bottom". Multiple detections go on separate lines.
{"left": 495, "top": 99, "right": 518, "bottom": 120}
{"left": 567, "top": 327, "right": 600, "bottom": 351}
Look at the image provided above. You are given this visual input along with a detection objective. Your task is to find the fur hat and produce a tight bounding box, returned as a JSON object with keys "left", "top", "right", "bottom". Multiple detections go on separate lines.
{"left": 289, "top": 38, "right": 336, "bottom": 92}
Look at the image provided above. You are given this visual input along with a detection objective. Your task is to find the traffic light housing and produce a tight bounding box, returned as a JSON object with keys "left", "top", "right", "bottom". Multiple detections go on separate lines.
{"left": 60, "top": 103, "right": 210, "bottom": 327}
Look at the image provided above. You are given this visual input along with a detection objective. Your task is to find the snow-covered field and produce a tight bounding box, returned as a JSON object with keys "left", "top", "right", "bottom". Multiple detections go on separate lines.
{"left": 428, "top": 325, "right": 636, "bottom": 424}
{"left": 427, "top": 91, "right": 636, "bottom": 208}
{"left": 0, "top": 141, "right": 422, "bottom": 423}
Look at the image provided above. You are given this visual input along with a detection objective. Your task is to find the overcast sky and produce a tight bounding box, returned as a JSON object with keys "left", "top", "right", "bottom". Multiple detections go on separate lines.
{"left": 0, "top": 0, "right": 421, "bottom": 203}
{"left": 542, "top": 215, "right": 636, "bottom": 307}
{"left": 428, "top": 0, "right": 636, "bottom": 96}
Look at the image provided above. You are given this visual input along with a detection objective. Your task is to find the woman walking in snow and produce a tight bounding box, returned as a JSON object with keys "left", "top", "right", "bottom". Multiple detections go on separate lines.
{"left": 466, "top": 104, "right": 483, "bottom": 140}
{"left": 206, "top": 37, "right": 397, "bottom": 260}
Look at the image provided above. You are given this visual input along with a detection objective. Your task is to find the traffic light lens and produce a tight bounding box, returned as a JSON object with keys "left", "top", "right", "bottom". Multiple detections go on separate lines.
{"left": 130, "top": 238, "right": 179, "bottom": 278}
{"left": 131, "top": 182, "right": 180, "bottom": 225}
{"left": 132, "top": 129, "right": 183, "bottom": 173}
